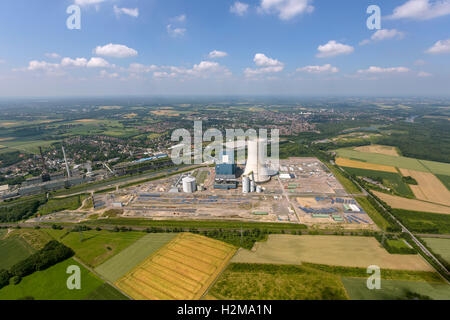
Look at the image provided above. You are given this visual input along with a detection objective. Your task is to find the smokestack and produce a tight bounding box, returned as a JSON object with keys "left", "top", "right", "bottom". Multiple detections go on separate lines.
{"left": 62, "top": 146, "right": 71, "bottom": 178}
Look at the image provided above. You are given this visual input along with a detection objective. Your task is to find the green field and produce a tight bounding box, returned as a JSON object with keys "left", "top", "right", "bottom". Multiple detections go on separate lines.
{"left": 210, "top": 263, "right": 349, "bottom": 300}
{"left": 336, "top": 149, "right": 450, "bottom": 176}
{"left": 326, "top": 165, "right": 361, "bottom": 194}
{"left": 0, "top": 258, "right": 104, "bottom": 300}
{"left": 345, "top": 167, "right": 414, "bottom": 198}
{"left": 393, "top": 209, "right": 450, "bottom": 235}
{"left": 95, "top": 233, "right": 177, "bottom": 282}
{"left": 423, "top": 238, "right": 450, "bottom": 264}
{"left": 44, "top": 229, "right": 146, "bottom": 267}
{"left": 38, "top": 194, "right": 86, "bottom": 215}
{"left": 437, "top": 175, "right": 450, "bottom": 191}
{"left": 386, "top": 239, "right": 412, "bottom": 250}
{"left": 84, "top": 283, "right": 129, "bottom": 300}
{"left": 354, "top": 196, "right": 392, "bottom": 231}
{"left": 0, "top": 234, "right": 35, "bottom": 270}
{"left": 342, "top": 277, "right": 450, "bottom": 300}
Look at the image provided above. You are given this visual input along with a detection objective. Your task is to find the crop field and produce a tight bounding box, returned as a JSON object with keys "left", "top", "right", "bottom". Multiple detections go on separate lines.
{"left": 394, "top": 209, "right": 450, "bottom": 234}
{"left": 423, "top": 238, "right": 450, "bottom": 264}
{"left": 336, "top": 158, "right": 397, "bottom": 173}
{"left": 210, "top": 263, "right": 349, "bottom": 300}
{"left": 336, "top": 149, "right": 450, "bottom": 176}
{"left": 342, "top": 278, "right": 450, "bottom": 300}
{"left": 0, "top": 258, "right": 104, "bottom": 300}
{"left": 115, "top": 233, "right": 236, "bottom": 300}
{"left": 344, "top": 167, "right": 413, "bottom": 198}
{"left": 84, "top": 283, "right": 130, "bottom": 300}
{"left": 96, "top": 233, "right": 177, "bottom": 282}
{"left": 437, "top": 175, "right": 450, "bottom": 190}
{"left": 44, "top": 229, "right": 146, "bottom": 267}
{"left": 399, "top": 169, "right": 450, "bottom": 207}
{"left": 6, "top": 229, "right": 53, "bottom": 250}
{"left": 353, "top": 145, "right": 400, "bottom": 157}
{"left": 232, "top": 235, "right": 433, "bottom": 271}
{"left": 0, "top": 233, "right": 35, "bottom": 270}
{"left": 373, "top": 190, "right": 450, "bottom": 215}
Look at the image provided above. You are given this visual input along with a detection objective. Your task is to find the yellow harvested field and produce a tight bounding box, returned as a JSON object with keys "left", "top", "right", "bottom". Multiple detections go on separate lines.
{"left": 151, "top": 110, "right": 180, "bottom": 117}
{"left": 99, "top": 106, "right": 122, "bottom": 110}
{"left": 232, "top": 235, "right": 434, "bottom": 271}
{"left": 75, "top": 119, "right": 97, "bottom": 123}
{"left": 373, "top": 190, "right": 450, "bottom": 214}
{"left": 115, "top": 233, "right": 236, "bottom": 300}
{"left": 0, "top": 137, "right": 13, "bottom": 142}
{"left": 399, "top": 169, "right": 450, "bottom": 207}
{"left": 336, "top": 158, "right": 398, "bottom": 173}
{"left": 353, "top": 145, "right": 400, "bottom": 157}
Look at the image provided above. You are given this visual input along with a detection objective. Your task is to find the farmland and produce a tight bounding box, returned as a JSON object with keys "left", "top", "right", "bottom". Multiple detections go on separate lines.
{"left": 342, "top": 277, "right": 450, "bottom": 300}
{"left": 422, "top": 238, "right": 450, "bottom": 264}
{"left": 115, "top": 233, "right": 236, "bottom": 300}
{"left": 393, "top": 209, "right": 450, "bottom": 234}
{"left": 0, "top": 258, "right": 104, "bottom": 300}
{"left": 373, "top": 191, "right": 450, "bottom": 215}
{"left": 0, "top": 233, "right": 35, "bottom": 270}
{"left": 44, "top": 229, "right": 146, "bottom": 267}
{"left": 437, "top": 175, "right": 450, "bottom": 190}
{"left": 336, "top": 158, "right": 397, "bottom": 173}
{"left": 96, "top": 233, "right": 177, "bottom": 282}
{"left": 232, "top": 235, "right": 433, "bottom": 271}
{"left": 353, "top": 145, "right": 400, "bottom": 157}
{"left": 399, "top": 169, "right": 450, "bottom": 207}
{"left": 210, "top": 263, "right": 348, "bottom": 300}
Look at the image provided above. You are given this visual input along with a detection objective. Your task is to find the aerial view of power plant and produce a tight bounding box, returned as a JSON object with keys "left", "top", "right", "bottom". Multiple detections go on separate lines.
{"left": 0, "top": 0, "right": 449, "bottom": 314}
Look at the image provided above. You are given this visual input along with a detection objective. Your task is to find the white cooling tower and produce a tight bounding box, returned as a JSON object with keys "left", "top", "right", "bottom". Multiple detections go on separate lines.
{"left": 243, "top": 138, "right": 271, "bottom": 183}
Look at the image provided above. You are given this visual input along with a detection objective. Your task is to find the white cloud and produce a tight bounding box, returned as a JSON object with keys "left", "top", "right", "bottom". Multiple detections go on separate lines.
{"left": 45, "top": 53, "right": 61, "bottom": 59}
{"left": 245, "top": 53, "right": 284, "bottom": 77}
{"left": 426, "top": 39, "right": 450, "bottom": 54}
{"left": 74, "top": 0, "right": 106, "bottom": 6}
{"left": 230, "top": 2, "right": 249, "bottom": 16}
{"left": 128, "top": 63, "right": 159, "bottom": 73}
{"left": 357, "top": 66, "right": 410, "bottom": 74}
{"left": 99, "top": 70, "right": 119, "bottom": 78}
{"left": 87, "top": 57, "right": 111, "bottom": 68}
{"left": 167, "top": 24, "right": 187, "bottom": 37}
{"left": 316, "top": 40, "right": 354, "bottom": 58}
{"left": 418, "top": 71, "right": 432, "bottom": 77}
{"left": 61, "top": 57, "right": 88, "bottom": 67}
{"left": 94, "top": 43, "right": 138, "bottom": 58}
{"left": 297, "top": 64, "right": 339, "bottom": 74}
{"left": 27, "top": 60, "right": 59, "bottom": 71}
{"left": 387, "top": 0, "right": 450, "bottom": 20}
{"left": 208, "top": 50, "right": 228, "bottom": 59}
{"left": 258, "top": 0, "right": 314, "bottom": 20}
{"left": 114, "top": 5, "right": 139, "bottom": 18}
{"left": 153, "top": 61, "right": 231, "bottom": 79}
{"left": 360, "top": 29, "right": 404, "bottom": 45}
{"left": 171, "top": 14, "right": 187, "bottom": 23}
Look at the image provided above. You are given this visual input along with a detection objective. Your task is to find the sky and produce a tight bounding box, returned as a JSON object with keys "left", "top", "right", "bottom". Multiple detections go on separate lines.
{"left": 0, "top": 0, "right": 449, "bottom": 97}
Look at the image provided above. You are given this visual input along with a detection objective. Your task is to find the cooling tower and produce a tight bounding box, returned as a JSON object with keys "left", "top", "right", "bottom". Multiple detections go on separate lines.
{"left": 243, "top": 138, "right": 271, "bottom": 183}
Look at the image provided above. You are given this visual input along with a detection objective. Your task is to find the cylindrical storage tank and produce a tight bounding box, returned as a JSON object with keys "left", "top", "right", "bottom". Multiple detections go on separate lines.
{"left": 242, "top": 176, "right": 250, "bottom": 194}
{"left": 250, "top": 180, "right": 256, "bottom": 193}
{"left": 256, "top": 186, "right": 263, "bottom": 193}
{"left": 182, "top": 176, "right": 196, "bottom": 193}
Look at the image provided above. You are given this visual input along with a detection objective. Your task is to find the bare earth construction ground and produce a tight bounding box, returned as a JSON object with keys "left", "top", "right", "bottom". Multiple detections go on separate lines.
{"left": 232, "top": 235, "right": 433, "bottom": 271}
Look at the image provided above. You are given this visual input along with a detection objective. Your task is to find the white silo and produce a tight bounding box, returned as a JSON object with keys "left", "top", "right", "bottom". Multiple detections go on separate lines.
{"left": 250, "top": 180, "right": 256, "bottom": 193}
{"left": 182, "top": 176, "right": 196, "bottom": 193}
{"left": 242, "top": 176, "right": 250, "bottom": 194}
{"left": 243, "top": 138, "right": 271, "bottom": 183}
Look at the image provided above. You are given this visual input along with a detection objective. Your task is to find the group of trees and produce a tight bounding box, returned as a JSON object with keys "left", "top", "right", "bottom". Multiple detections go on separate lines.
{"left": 0, "top": 241, "right": 74, "bottom": 290}
{"left": 0, "top": 198, "right": 46, "bottom": 223}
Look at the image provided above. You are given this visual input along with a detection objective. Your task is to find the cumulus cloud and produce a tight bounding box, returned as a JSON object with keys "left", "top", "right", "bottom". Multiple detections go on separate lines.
{"left": 171, "top": 14, "right": 187, "bottom": 23}
{"left": 128, "top": 63, "right": 159, "bottom": 73}
{"left": 245, "top": 53, "right": 284, "bottom": 77}
{"left": 426, "top": 39, "right": 450, "bottom": 54}
{"left": 94, "top": 43, "right": 138, "bottom": 58}
{"left": 99, "top": 70, "right": 119, "bottom": 78}
{"left": 61, "top": 57, "right": 88, "bottom": 67}
{"left": 357, "top": 66, "right": 410, "bottom": 74}
{"left": 87, "top": 57, "right": 111, "bottom": 68}
{"left": 360, "top": 29, "right": 404, "bottom": 45}
{"left": 297, "top": 64, "right": 339, "bottom": 74}
{"left": 418, "top": 71, "right": 432, "bottom": 77}
{"left": 74, "top": 0, "right": 106, "bottom": 6}
{"left": 230, "top": 2, "right": 249, "bottom": 16}
{"left": 45, "top": 53, "right": 61, "bottom": 59}
{"left": 27, "top": 60, "right": 59, "bottom": 71}
{"left": 114, "top": 5, "right": 139, "bottom": 18}
{"left": 316, "top": 40, "right": 354, "bottom": 58}
{"left": 166, "top": 61, "right": 231, "bottom": 78}
{"left": 387, "top": 0, "right": 450, "bottom": 20}
{"left": 167, "top": 24, "right": 187, "bottom": 38}
{"left": 208, "top": 50, "right": 228, "bottom": 59}
{"left": 258, "top": 0, "right": 314, "bottom": 20}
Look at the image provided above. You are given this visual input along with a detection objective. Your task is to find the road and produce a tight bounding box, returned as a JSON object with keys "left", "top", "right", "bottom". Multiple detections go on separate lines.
{"left": 336, "top": 164, "right": 450, "bottom": 281}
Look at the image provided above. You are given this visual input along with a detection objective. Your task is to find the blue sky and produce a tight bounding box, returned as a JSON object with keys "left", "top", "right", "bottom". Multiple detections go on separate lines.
{"left": 0, "top": 0, "right": 449, "bottom": 97}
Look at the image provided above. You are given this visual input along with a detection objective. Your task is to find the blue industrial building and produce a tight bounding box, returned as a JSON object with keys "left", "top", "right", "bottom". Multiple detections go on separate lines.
{"left": 214, "top": 151, "right": 238, "bottom": 189}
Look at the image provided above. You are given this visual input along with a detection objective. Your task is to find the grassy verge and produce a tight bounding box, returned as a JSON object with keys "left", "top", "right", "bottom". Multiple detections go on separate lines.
{"left": 355, "top": 196, "right": 391, "bottom": 231}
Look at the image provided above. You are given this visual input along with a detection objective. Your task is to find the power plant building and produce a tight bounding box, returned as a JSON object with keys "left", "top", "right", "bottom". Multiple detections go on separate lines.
{"left": 214, "top": 151, "right": 238, "bottom": 190}
{"left": 243, "top": 138, "right": 271, "bottom": 183}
